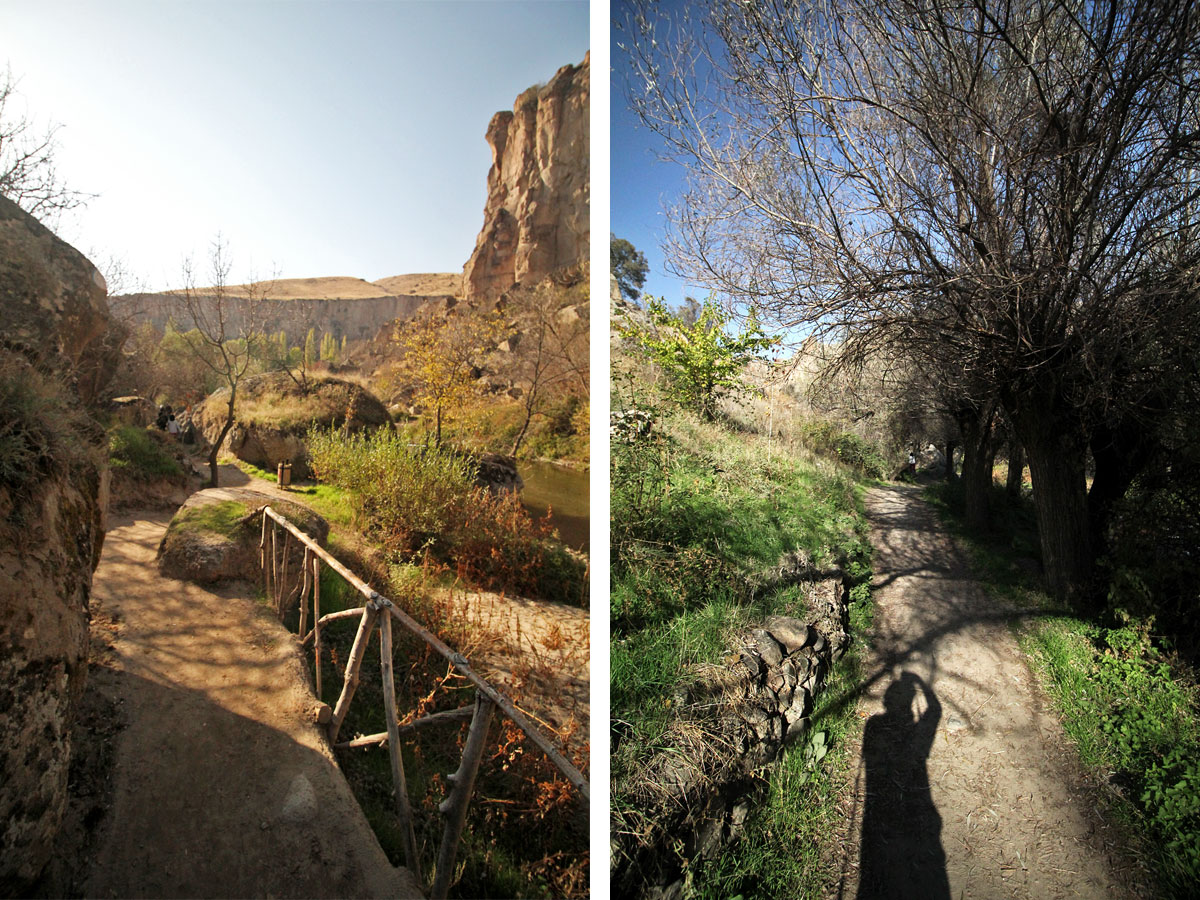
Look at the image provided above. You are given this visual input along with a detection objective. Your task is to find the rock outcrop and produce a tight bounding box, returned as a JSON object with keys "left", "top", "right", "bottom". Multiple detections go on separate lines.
{"left": 0, "top": 199, "right": 117, "bottom": 891}
{"left": 157, "top": 488, "right": 328, "bottom": 585}
{"left": 462, "top": 54, "right": 589, "bottom": 303}
{"left": 196, "top": 372, "right": 391, "bottom": 479}
{"left": 0, "top": 195, "right": 123, "bottom": 404}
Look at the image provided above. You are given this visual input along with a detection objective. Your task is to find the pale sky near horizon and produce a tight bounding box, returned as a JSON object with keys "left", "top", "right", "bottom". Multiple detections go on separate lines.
{"left": 1, "top": 0, "right": 589, "bottom": 291}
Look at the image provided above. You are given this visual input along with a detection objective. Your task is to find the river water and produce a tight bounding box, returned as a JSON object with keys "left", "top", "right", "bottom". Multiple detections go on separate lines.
{"left": 519, "top": 461, "right": 589, "bottom": 552}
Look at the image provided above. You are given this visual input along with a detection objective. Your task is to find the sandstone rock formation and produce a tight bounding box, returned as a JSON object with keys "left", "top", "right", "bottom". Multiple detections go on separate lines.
{"left": 157, "top": 488, "right": 328, "bottom": 585}
{"left": 196, "top": 372, "right": 390, "bottom": 479}
{"left": 462, "top": 54, "right": 589, "bottom": 303}
{"left": 0, "top": 199, "right": 118, "bottom": 891}
{"left": 0, "top": 195, "right": 123, "bottom": 404}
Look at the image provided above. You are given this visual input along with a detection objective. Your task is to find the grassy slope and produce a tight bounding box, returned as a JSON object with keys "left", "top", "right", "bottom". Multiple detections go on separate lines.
{"left": 611, "top": 412, "right": 874, "bottom": 895}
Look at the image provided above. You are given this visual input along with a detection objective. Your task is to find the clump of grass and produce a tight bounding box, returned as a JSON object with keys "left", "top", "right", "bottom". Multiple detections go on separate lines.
{"left": 610, "top": 407, "right": 873, "bottom": 889}
{"left": 797, "top": 418, "right": 889, "bottom": 479}
{"left": 108, "top": 425, "right": 184, "bottom": 480}
{"left": 0, "top": 353, "right": 101, "bottom": 499}
{"left": 169, "top": 500, "right": 249, "bottom": 538}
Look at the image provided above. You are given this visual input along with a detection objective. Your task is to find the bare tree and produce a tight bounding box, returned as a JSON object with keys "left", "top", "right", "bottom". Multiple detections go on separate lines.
{"left": 0, "top": 67, "right": 89, "bottom": 217}
{"left": 177, "top": 236, "right": 266, "bottom": 487}
{"left": 506, "top": 280, "right": 590, "bottom": 456}
{"left": 624, "top": 0, "right": 1200, "bottom": 604}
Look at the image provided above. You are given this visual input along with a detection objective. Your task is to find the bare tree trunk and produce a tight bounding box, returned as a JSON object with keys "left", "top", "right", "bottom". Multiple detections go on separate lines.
{"left": 208, "top": 388, "right": 237, "bottom": 488}
{"left": 943, "top": 440, "right": 956, "bottom": 481}
{"left": 957, "top": 403, "right": 997, "bottom": 531}
{"left": 1006, "top": 441, "right": 1025, "bottom": 501}
{"left": 1018, "top": 416, "right": 1094, "bottom": 607}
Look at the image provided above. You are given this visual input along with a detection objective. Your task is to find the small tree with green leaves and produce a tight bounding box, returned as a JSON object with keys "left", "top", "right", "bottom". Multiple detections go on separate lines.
{"left": 611, "top": 234, "right": 649, "bottom": 303}
{"left": 625, "top": 297, "right": 777, "bottom": 421}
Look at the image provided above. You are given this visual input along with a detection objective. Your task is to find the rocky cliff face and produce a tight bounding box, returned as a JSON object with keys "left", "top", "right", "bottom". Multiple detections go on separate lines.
{"left": 462, "top": 53, "right": 589, "bottom": 303}
{"left": 0, "top": 199, "right": 116, "bottom": 891}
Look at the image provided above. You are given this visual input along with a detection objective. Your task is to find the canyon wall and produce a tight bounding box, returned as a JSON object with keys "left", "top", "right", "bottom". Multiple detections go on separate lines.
{"left": 110, "top": 290, "right": 434, "bottom": 346}
{"left": 462, "top": 53, "right": 589, "bottom": 303}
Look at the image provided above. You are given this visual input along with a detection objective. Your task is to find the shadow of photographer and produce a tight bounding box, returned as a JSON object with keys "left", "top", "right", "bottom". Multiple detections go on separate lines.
{"left": 857, "top": 670, "right": 950, "bottom": 900}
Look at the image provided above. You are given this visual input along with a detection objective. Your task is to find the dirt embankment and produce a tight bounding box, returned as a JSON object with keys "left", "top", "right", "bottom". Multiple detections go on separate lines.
{"left": 834, "top": 484, "right": 1150, "bottom": 899}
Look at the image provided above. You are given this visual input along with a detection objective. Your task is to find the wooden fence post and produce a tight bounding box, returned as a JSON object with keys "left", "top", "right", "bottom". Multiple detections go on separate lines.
{"left": 298, "top": 547, "right": 312, "bottom": 637}
{"left": 259, "top": 510, "right": 269, "bottom": 600}
{"left": 430, "top": 692, "right": 495, "bottom": 900}
{"left": 312, "top": 556, "right": 322, "bottom": 699}
{"left": 380, "top": 613, "right": 423, "bottom": 884}
{"left": 328, "top": 603, "right": 379, "bottom": 744}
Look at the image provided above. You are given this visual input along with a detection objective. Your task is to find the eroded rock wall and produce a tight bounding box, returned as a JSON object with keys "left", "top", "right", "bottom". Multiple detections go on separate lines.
{"left": 0, "top": 199, "right": 116, "bottom": 891}
{"left": 462, "top": 54, "right": 589, "bottom": 303}
{"left": 110, "top": 291, "right": 432, "bottom": 347}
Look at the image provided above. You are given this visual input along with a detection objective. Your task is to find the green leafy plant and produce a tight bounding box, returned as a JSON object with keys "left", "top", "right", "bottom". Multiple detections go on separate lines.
{"left": 621, "top": 298, "right": 778, "bottom": 421}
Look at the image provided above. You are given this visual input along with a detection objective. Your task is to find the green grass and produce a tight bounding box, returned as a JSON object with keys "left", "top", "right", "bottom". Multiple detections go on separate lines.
{"left": 168, "top": 500, "right": 249, "bottom": 538}
{"left": 693, "top": 592, "right": 875, "bottom": 898}
{"left": 923, "top": 478, "right": 1200, "bottom": 896}
{"left": 230, "top": 456, "right": 355, "bottom": 527}
{"left": 611, "top": 410, "right": 875, "bottom": 891}
{"left": 108, "top": 425, "right": 184, "bottom": 480}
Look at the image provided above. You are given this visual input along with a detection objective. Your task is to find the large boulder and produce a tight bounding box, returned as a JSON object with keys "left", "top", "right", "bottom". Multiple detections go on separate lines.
{"left": 157, "top": 488, "right": 328, "bottom": 585}
{"left": 196, "top": 372, "right": 390, "bottom": 479}
{"left": 0, "top": 195, "right": 123, "bottom": 404}
{"left": 0, "top": 200, "right": 118, "bottom": 890}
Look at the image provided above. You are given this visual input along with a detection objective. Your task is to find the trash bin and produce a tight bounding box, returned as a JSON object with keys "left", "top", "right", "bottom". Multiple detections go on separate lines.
{"left": 277, "top": 461, "right": 292, "bottom": 488}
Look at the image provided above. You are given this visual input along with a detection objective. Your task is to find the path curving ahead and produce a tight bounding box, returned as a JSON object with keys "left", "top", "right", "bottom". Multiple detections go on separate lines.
{"left": 835, "top": 484, "right": 1146, "bottom": 900}
{"left": 82, "top": 508, "right": 423, "bottom": 899}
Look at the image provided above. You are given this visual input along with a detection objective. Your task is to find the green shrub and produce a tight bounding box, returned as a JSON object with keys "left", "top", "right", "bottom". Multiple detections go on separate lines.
{"left": 307, "top": 427, "right": 584, "bottom": 604}
{"left": 799, "top": 419, "right": 888, "bottom": 479}
{"left": 108, "top": 425, "right": 184, "bottom": 480}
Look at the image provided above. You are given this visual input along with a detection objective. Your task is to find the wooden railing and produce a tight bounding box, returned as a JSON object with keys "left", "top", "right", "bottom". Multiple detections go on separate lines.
{"left": 259, "top": 505, "right": 589, "bottom": 899}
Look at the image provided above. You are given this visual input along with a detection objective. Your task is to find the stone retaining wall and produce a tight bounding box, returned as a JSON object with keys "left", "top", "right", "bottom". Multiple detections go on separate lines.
{"left": 611, "top": 577, "right": 851, "bottom": 900}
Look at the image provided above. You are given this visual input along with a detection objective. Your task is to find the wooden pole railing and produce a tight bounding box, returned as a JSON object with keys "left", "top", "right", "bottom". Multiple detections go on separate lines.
{"left": 258, "top": 505, "right": 588, "bottom": 899}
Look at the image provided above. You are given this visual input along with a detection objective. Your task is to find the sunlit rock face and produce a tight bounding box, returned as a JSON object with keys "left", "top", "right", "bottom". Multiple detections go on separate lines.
{"left": 462, "top": 53, "right": 589, "bottom": 304}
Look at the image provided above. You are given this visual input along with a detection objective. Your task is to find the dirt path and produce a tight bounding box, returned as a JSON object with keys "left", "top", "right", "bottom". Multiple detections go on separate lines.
{"left": 835, "top": 483, "right": 1146, "bottom": 899}
{"left": 81, "top": 508, "right": 423, "bottom": 899}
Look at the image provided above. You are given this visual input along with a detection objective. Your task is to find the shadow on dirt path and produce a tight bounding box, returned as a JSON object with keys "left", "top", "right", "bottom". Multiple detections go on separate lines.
{"left": 78, "top": 509, "right": 423, "bottom": 899}
{"left": 833, "top": 483, "right": 1147, "bottom": 900}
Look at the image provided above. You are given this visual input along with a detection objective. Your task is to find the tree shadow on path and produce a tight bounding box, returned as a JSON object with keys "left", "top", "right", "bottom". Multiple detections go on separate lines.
{"left": 857, "top": 670, "right": 950, "bottom": 900}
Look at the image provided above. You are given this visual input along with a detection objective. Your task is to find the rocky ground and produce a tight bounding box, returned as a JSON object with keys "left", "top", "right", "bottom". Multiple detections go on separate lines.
{"left": 832, "top": 483, "right": 1151, "bottom": 899}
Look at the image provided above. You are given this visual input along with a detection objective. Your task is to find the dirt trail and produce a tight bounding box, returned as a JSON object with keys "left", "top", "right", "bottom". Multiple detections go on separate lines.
{"left": 81, "top": 507, "right": 423, "bottom": 899}
{"left": 835, "top": 483, "right": 1145, "bottom": 899}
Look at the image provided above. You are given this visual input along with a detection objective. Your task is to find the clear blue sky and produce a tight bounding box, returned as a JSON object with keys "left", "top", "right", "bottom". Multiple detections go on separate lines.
{"left": 2, "top": 0, "right": 589, "bottom": 290}
{"left": 610, "top": 0, "right": 696, "bottom": 308}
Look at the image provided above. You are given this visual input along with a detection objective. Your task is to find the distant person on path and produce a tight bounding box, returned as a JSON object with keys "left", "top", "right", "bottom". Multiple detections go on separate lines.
{"left": 907, "top": 451, "right": 917, "bottom": 476}
{"left": 857, "top": 671, "right": 949, "bottom": 900}
{"left": 167, "top": 414, "right": 180, "bottom": 440}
